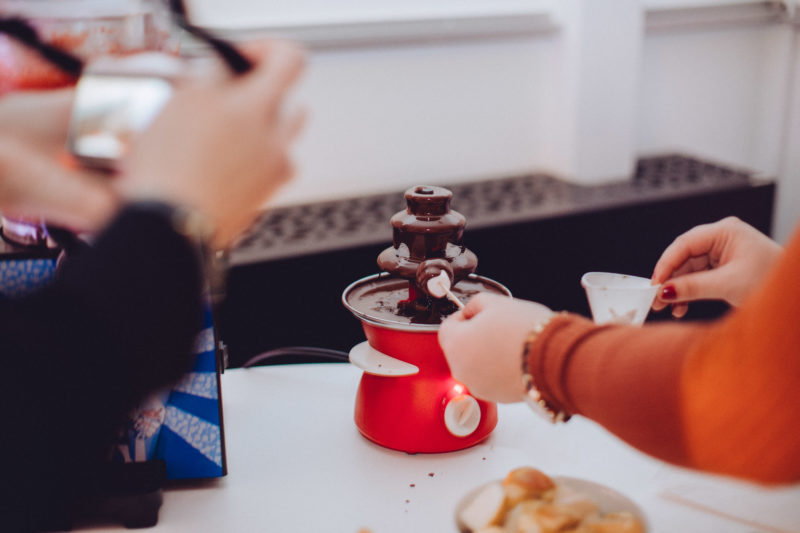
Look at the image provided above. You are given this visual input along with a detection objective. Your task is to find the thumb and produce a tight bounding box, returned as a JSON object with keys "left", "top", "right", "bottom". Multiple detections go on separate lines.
{"left": 660, "top": 267, "right": 735, "bottom": 304}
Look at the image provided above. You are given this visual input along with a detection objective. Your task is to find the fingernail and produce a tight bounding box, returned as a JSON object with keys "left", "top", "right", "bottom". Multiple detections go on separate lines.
{"left": 661, "top": 285, "right": 677, "bottom": 301}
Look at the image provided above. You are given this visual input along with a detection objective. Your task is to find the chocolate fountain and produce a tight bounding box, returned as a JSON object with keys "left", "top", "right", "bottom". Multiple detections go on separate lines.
{"left": 342, "top": 185, "right": 510, "bottom": 453}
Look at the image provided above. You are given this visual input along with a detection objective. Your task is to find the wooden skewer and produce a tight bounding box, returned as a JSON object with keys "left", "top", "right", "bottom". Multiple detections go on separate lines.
{"left": 439, "top": 280, "right": 466, "bottom": 310}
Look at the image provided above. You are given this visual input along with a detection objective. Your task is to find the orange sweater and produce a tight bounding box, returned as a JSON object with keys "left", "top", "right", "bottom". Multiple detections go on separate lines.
{"left": 528, "top": 226, "right": 800, "bottom": 484}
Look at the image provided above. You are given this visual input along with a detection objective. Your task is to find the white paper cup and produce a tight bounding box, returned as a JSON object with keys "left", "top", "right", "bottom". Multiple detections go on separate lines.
{"left": 581, "top": 272, "right": 659, "bottom": 326}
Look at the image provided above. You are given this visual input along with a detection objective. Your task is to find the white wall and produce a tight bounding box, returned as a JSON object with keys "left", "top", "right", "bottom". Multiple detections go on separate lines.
{"left": 284, "top": 37, "right": 554, "bottom": 204}
{"left": 188, "top": 0, "right": 800, "bottom": 243}
{"left": 637, "top": 25, "right": 792, "bottom": 179}
{"left": 777, "top": 29, "right": 800, "bottom": 245}
{"left": 636, "top": 22, "right": 796, "bottom": 241}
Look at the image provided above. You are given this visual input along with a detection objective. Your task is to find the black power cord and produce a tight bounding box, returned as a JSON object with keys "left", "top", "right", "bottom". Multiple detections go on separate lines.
{"left": 241, "top": 347, "right": 349, "bottom": 368}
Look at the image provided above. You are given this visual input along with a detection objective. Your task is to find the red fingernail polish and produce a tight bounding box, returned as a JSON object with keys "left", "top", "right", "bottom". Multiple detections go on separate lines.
{"left": 661, "top": 285, "right": 677, "bottom": 301}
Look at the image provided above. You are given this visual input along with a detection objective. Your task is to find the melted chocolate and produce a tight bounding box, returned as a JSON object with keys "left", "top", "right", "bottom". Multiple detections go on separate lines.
{"left": 346, "top": 275, "right": 508, "bottom": 325}
{"left": 376, "top": 186, "right": 479, "bottom": 313}
{"left": 345, "top": 185, "right": 509, "bottom": 326}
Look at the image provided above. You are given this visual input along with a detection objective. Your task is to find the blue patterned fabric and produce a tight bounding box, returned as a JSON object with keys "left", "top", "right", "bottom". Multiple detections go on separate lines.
{"left": 173, "top": 370, "right": 219, "bottom": 400}
{"left": 0, "top": 251, "right": 225, "bottom": 479}
{"left": 0, "top": 259, "right": 57, "bottom": 297}
{"left": 162, "top": 404, "right": 223, "bottom": 467}
{"left": 128, "top": 305, "right": 226, "bottom": 479}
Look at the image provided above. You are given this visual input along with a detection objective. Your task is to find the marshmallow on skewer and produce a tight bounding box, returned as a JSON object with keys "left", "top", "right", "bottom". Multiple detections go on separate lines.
{"left": 427, "top": 271, "right": 466, "bottom": 309}
{"left": 427, "top": 270, "right": 451, "bottom": 298}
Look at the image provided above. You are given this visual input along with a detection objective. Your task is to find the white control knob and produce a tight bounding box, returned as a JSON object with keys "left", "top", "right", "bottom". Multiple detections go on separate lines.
{"left": 444, "top": 394, "right": 481, "bottom": 437}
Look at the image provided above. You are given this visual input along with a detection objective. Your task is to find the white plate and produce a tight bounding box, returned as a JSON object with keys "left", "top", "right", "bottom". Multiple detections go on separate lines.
{"left": 455, "top": 475, "right": 648, "bottom": 532}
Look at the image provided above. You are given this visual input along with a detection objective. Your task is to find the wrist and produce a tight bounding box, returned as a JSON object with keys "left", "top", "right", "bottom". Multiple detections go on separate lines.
{"left": 116, "top": 175, "right": 218, "bottom": 241}
{"left": 521, "top": 311, "right": 570, "bottom": 423}
{"left": 125, "top": 200, "right": 227, "bottom": 300}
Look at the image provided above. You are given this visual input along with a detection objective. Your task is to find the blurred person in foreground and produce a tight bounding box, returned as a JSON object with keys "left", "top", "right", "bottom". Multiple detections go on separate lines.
{"left": 0, "top": 40, "right": 304, "bottom": 531}
{"left": 439, "top": 216, "right": 799, "bottom": 485}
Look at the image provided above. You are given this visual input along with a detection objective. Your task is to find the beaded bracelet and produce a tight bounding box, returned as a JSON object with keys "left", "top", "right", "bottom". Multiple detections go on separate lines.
{"left": 521, "top": 312, "right": 570, "bottom": 423}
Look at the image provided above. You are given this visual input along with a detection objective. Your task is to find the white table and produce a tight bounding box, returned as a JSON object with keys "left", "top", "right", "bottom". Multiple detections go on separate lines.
{"left": 82, "top": 364, "right": 800, "bottom": 533}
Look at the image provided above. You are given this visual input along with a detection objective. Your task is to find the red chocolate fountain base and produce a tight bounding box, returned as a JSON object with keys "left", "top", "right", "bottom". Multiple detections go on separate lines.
{"left": 343, "top": 274, "right": 510, "bottom": 453}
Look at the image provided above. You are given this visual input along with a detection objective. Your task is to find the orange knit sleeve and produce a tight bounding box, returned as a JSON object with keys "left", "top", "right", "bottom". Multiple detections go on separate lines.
{"left": 679, "top": 227, "right": 800, "bottom": 484}
{"left": 530, "top": 314, "right": 705, "bottom": 467}
{"left": 528, "top": 227, "right": 800, "bottom": 484}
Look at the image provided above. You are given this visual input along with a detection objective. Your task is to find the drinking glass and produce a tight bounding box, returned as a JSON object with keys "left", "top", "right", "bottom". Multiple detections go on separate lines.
{"left": 581, "top": 272, "right": 659, "bottom": 326}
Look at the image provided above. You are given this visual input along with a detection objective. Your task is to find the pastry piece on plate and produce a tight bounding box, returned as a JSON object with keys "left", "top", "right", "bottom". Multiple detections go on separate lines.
{"left": 457, "top": 467, "right": 646, "bottom": 533}
{"left": 502, "top": 467, "right": 556, "bottom": 507}
{"left": 459, "top": 481, "right": 506, "bottom": 532}
{"left": 505, "top": 499, "right": 597, "bottom": 533}
{"left": 552, "top": 484, "right": 600, "bottom": 521}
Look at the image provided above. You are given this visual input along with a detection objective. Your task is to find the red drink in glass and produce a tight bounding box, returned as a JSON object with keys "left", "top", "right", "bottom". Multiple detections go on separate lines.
{"left": 0, "top": 0, "right": 178, "bottom": 245}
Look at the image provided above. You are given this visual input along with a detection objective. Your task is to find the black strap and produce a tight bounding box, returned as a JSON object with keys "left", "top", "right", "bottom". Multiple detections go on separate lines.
{"left": 0, "top": 17, "right": 84, "bottom": 77}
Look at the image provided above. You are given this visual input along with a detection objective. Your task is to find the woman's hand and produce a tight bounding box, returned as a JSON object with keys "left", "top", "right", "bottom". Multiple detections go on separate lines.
{"left": 0, "top": 88, "right": 74, "bottom": 149}
{"left": 120, "top": 40, "right": 306, "bottom": 249}
{"left": 0, "top": 89, "right": 118, "bottom": 231}
{"left": 438, "top": 293, "right": 554, "bottom": 403}
{"left": 0, "top": 138, "right": 118, "bottom": 231}
{"left": 651, "top": 216, "right": 783, "bottom": 317}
